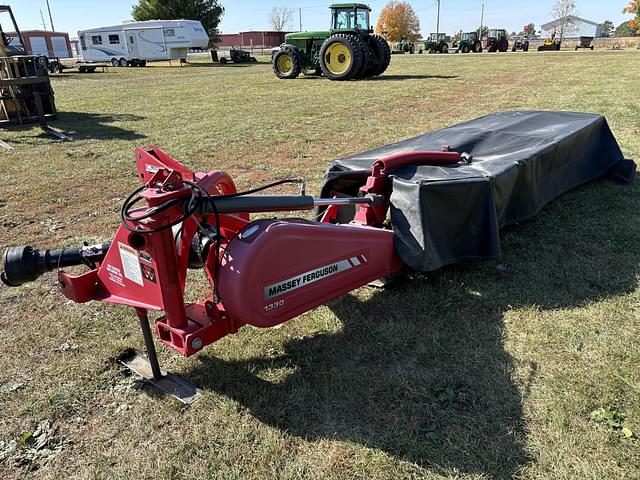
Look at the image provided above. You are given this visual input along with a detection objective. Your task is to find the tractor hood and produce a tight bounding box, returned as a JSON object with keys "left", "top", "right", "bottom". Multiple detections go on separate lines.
{"left": 285, "top": 31, "right": 330, "bottom": 41}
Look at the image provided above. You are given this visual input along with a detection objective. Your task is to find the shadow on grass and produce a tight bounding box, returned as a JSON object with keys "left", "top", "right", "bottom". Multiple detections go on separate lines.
{"left": 53, "top": 112, "right": 146, "bottom": 141}
{"left": 186, "top": 63, "right": 259, "bottom": 68}
{"left": 370, "top": 74, "right": 459, "bottom": 80}
{"left": 185, "top": 179, "right": 638, "bottom": 478}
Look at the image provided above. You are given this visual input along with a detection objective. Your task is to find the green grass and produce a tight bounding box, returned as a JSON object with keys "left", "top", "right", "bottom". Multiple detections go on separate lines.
{"left": 0, "top": 52, "right": 639, "bottom": 479}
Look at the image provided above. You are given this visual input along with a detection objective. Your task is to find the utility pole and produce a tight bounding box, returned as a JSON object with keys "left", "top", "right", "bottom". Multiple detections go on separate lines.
{"left": 46, "top": 0, "right": 55, "bottom": 32}
{"left": 436, "top": 0, "right": 441, "bottom": 36}
{"left": 479, "top": 3, "right": 484, "bottom": 41}
{"left": 40, "top": 10, "right": 47, "bottom": 31}
{"left": 299, "top": 8, "right": 302, "bottom": 32}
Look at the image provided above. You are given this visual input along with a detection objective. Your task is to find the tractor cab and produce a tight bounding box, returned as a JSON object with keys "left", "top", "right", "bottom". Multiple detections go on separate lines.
{"left": 330, "top": 3, "right": 372, "bottom": 33}
{"left": 488, "top": 29, "right": 507, "bottom": 40}
{"left": 429, "top": 32, "right": 448, "bottom": 42}
{"left": 461, "top": 32, "right": 478, "bottom": 42}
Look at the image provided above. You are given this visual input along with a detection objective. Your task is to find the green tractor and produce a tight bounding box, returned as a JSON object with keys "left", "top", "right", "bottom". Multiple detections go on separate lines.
{"left": 453, "top": 32, "right": 483, "bottom": 53}
{"left": 272, "top": 3, "right": 391, "bottom": 81}
{"left": 423, "top": 33, "right": 449, "bottom": 54}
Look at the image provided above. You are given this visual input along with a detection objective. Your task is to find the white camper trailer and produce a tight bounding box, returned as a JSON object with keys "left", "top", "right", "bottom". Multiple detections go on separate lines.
{"left": 78, "top": 20, "right": 209, "bottom": 67}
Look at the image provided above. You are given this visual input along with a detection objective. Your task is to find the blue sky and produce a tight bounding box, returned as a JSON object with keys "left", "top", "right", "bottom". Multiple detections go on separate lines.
{"left": 5, "top": 1, "right": 630, "bottom": 37}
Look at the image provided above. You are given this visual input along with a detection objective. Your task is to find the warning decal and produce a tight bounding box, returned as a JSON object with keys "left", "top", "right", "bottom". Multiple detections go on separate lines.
{"left": 118, "top": 243, "right": 144, "bottom": 286}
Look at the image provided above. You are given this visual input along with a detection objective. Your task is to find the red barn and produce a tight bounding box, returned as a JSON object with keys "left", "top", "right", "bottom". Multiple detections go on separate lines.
{"left": 216, "top": 31, "right": 290, "bottom": 48}
{"left": 6, "top": 30, "right": 72, "bottom": 58}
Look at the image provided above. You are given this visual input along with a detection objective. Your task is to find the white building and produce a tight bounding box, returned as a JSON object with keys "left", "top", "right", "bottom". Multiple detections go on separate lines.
{"left": 541, "top": 16, "right": 603, "bottom": 38}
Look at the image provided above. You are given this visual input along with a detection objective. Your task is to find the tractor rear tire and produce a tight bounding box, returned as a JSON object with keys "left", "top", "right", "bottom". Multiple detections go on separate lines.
{"left": 498, "top": 39, "right": 508, "bottom": 52}
{"left": 362, "top": 34, "right": 391, "bottom": 77}
{"left": 320, "top": 34, "right": 364, "bottom": 81}
{"left": 272, "top": 47, "right": 301, "bottom": 79}
{"left": 353, "top": 36, "right": 371, "bottom": 79}
{"left": 523, "top": 41, "right": 530, "bottom": 52}
{"left": 473, "top": 41, "right": 483, "bottom": 53}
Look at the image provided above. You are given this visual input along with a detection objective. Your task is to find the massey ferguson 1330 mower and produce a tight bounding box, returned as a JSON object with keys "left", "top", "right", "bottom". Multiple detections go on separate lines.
{"left": 1, "top": 111, "right": 635, "bottom": 402}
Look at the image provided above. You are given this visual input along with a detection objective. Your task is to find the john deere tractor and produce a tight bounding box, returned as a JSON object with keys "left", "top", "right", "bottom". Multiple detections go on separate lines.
{"left": 272, "top": 3, "right": 391, "bottom": 81}
{"left": 424, "top": 33, "right": 449, "bottom": 54}
{"left": 453, "top": 32, "right": 482, "bottom": 53}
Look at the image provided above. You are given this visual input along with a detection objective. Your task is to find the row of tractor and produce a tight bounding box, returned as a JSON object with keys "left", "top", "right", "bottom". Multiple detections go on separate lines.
{"left": 419, "top": 30, "right": 531, "bottom": 54}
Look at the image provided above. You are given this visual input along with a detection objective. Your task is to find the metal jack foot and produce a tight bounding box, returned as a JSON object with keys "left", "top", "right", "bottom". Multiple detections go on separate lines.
{"left": 117, "top": 310, "right": 203, "bottom": 405}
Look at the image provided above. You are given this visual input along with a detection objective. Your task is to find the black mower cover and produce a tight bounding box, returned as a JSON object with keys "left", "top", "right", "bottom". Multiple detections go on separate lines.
{"left": 320, "top": 111, "right": 635, "bottom": 271}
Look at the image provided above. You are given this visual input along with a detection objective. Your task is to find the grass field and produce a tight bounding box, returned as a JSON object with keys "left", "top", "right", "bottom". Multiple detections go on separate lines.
{"left": 0, "top": 51, "right": 639, "bottom": 479}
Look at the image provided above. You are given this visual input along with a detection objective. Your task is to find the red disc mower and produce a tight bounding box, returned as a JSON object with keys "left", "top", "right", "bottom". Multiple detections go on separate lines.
{"left": 1, "top": 146, "right": 465, "bottom": 381}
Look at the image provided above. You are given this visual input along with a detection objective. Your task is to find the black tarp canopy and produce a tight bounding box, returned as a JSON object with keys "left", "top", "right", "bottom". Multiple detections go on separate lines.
{"left": 320, "top": 111, "right": 634, "bottom": 271}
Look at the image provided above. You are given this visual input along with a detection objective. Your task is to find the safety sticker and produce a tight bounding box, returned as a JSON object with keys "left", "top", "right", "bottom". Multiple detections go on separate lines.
{"left": 141, "top": 264, "right": 157, "bottom": 283}
{"left": 118, "top": 243, "right": 144, "bottom": 286}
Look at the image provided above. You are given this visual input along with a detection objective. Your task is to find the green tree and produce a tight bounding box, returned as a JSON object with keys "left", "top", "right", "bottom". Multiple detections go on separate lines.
{"left": 131, "top": 0, "right": 224, "bottom": 41}
{"left": 614, "top": 20, "right": 639, "bottom": 36}
{"left": 601, "top": 20, "right": 614, "bottom": 37}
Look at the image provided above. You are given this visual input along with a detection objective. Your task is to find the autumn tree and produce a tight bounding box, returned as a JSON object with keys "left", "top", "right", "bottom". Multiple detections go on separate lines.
{"left": 269, "top": 7, "right": 294, "bottom": 32}
{"left": 375, "top": 1, "right": 421, "bottom": 42}
{"left": 623, "top": 1, "right": 640, "bottom": 34}
{"left": 132, "top": 0, "right": 224, "bottom": 40}
{"left": 550, "top": 0, "right": 578, "bottom": 41}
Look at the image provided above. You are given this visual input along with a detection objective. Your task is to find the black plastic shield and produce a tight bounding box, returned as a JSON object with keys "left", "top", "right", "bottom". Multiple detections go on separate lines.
{"left": 320, "top": 111, "right": 634, "bottom": 271}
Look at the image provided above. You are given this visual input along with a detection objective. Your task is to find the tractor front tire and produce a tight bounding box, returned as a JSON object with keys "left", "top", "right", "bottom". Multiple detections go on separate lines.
{"left": 462, "top": 44, "right": 470, "bottom": 54}
{"left": 320, "top": 34, "right": 364, "bottom": 81}
{"left": 220, "top": 57, "right": 228, "bottom": 64}
{"left": 272, "top": 47, "right": 301, "bottom": 79}
{"left": 440, "top": 43, "right": 449, "bottom": 54}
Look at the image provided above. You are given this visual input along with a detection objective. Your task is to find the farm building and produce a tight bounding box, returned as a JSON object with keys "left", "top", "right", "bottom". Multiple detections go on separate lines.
{"left": 541, "top": 16, "right": 603, "bottom": 38}
{"left": 6, "top": 30, "right": 72, "bottom": 58}
{"left": 216, "top": 31, "right": 290, "bottom": 48}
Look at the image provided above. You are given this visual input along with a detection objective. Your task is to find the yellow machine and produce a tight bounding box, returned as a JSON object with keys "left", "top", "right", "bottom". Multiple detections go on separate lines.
{"left": 537, "top": 36, "right": 561, "bottom": 51}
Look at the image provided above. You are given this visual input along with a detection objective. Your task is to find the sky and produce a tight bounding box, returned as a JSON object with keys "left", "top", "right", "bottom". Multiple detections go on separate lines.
{"left": 3, "top": 0, "right": 631, "bottom": 37}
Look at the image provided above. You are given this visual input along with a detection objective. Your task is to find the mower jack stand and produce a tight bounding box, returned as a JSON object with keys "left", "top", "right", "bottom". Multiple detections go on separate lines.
{"left": 118, "top": 311, "right": 203, "bottom": 405}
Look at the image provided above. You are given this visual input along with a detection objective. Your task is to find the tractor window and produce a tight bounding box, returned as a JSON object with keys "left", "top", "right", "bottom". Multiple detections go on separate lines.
{"left": 91, "top": 35, "right": 102, "bottom": 45}
{"left": 355, "top": 10, "right": 369, "bottom": 30}
{"left": 334, "top": 10, "right": 353, "bottom": 29}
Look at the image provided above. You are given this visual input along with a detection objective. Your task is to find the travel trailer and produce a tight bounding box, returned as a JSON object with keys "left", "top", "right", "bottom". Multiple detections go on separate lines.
{"left": 78, "top": 20, "right": 209, "bottom": 66}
